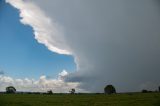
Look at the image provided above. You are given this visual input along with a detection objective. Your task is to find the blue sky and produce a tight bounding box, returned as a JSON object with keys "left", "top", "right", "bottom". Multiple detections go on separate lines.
{"left": 1, "top": 0, "right": 160, "bottom": 93}
{"left": 0, "top": 0, "right": 76, "bottom": 79}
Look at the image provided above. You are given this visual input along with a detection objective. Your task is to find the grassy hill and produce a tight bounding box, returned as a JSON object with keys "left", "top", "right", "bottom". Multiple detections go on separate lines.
{"left": 0, "top": 93, "right": 160, "bottom": 106}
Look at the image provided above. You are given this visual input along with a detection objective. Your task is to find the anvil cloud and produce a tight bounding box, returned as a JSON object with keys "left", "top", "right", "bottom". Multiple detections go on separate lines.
{"left": 6, "top": 0, "right": 160, "bottom": 92}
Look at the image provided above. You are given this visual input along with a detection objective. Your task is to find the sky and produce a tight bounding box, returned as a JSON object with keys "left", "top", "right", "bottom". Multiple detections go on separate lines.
{"left": 1, "top": 0, "right": 160, "bottom": 93}
{"left": 0, "top": 0, "right": 76, "bottom": 79}
{"left": 0, "top": 0, "right": 79, "bottom": 92}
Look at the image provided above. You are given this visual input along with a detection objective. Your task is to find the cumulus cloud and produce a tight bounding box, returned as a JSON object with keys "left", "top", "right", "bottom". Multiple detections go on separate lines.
{"left": 0, "top": 70, "right": 83, "bottom": 93}
{"left": 6, "top": 0, "right": 160, "bottom": 92}
{"left": 58, "top": 70, "right": 68, "bottom": 80}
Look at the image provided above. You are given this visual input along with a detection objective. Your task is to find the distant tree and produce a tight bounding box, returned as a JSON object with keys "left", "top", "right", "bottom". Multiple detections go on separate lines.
{"left": 69, "top": 88, "right": 75, "bottom": 94}
{"left": 142, "top": 89, "right": 148, "bottom": 93}
{"left": 148, "top": 91, "right": 153, "bottom": 93}
{"left": 47, "top": 90, "right": 53, "bottom": 94}
{"left": 104, "top": 85, "right": 116, "bottom": 94}
{"left": 6, "top": 86, "right": 16, "bottom": 94}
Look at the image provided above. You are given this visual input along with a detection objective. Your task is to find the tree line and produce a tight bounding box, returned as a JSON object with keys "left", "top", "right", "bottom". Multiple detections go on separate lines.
{"left": 4, "top": 85, "right": 160, "bottom": 94}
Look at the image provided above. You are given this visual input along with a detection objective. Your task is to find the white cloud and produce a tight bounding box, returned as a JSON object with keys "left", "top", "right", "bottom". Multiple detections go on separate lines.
{"left": 6, "top": 0, "right": 160, "bottom": 92}
{"left": 58, "top": 70, "right": 68, "bottom": 80}
{"left": 6, "top": 0, "right": 72, "bottom": 55}
{"left": 0, "top": 70, "right": 84, "bottom": 93}
{"left": 5, "top": 0, "right": 80, "bottom": 93}
{"left": 59, "top": 70, "right": 68, "bottom": 77}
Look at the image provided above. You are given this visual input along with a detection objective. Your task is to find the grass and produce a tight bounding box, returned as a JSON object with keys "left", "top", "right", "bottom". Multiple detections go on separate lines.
{"left": 0, "top": 93, "right": 160, "bottom": 106}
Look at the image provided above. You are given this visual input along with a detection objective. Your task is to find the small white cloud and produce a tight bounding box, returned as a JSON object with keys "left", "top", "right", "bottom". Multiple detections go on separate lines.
{"left": 58, "top": 70, "right": 69, "bottom": 80}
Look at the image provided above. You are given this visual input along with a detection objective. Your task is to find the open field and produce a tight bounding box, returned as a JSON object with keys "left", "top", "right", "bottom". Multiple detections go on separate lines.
{"left": 0, "top": 93, "right": 160, "bottom": 106}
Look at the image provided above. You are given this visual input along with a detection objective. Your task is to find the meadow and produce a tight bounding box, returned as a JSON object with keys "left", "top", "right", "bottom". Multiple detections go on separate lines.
{"left": 0, "top": 93, "right": 160, "bottom": 106}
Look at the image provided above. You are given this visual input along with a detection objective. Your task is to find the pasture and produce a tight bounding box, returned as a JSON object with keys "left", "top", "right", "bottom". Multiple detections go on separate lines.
{"left": 0, "top": 93, "right": 160, "bottom": 106}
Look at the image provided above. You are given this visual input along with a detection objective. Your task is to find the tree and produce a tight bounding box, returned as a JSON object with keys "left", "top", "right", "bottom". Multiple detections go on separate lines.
{"left": 104, "top": 85, "right": 116, "bottom": 94}
{"left": 159, "top": 86, "right": 160, "bottom": 92}
{"left": 6, "top": 86, "right": 16, "bottom": 94}
{"left": 47, "top": 90, "right": 53, "bottom": 94}
{"left": 69, "top": 88, "right": 75, "bottom": 94}
{"left": 142, "top": 89, "right": 148, "bottom": 93}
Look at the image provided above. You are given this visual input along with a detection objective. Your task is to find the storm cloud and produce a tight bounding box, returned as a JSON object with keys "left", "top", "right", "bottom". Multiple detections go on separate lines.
{"left": 7, "top": 0, "right": 160, "bottom": 92}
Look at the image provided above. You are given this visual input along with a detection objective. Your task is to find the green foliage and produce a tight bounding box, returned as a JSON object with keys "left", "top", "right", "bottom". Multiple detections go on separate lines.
{"left": 6, "top": 86, "right": 16, "bottom": 94}
{"left": 104, "top": 85, "right": 116, "bottom": 94}
{"left": 0, "top": 93, "right": 160, "bottom": 106}
{"left": 47, "top": 90, "right": 53, "bottom": 95}
{"left": 142, "top": 89, "right": 148, "bottom": 93}
{"left": 69, "top": 88, "right": 75, "bottom": 94}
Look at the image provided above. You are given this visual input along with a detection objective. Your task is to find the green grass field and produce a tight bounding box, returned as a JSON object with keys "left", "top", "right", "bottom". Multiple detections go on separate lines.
{"left": 0, "top": 93, "right": 160, "bottom": 106}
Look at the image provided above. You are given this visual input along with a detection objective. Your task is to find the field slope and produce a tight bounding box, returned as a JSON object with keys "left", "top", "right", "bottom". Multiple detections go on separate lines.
{"left": 0, "top": 93, "right": 160, "bottom": 106}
